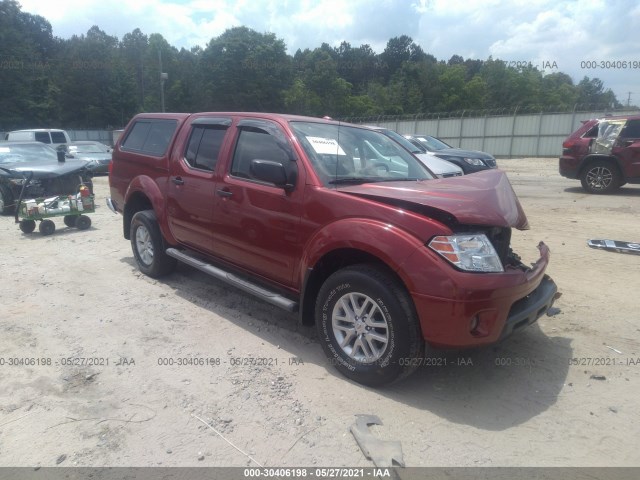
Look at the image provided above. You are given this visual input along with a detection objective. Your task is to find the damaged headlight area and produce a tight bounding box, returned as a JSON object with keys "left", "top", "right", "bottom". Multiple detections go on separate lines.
{"left": 429, "top": 234, "right": 504, "bottom": 272}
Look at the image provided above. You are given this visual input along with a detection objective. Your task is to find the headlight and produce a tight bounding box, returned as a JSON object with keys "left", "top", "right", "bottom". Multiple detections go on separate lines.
{"left": 429, "top": 234, "right": 503, "bottom": 272}
{"left": 463, "top": 157, "right": 485, "bottom": 166}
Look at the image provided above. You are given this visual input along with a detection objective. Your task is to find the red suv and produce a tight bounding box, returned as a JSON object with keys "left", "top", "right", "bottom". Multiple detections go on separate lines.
{"left": 559, "top": 115, "right": 640, "bottom": 193}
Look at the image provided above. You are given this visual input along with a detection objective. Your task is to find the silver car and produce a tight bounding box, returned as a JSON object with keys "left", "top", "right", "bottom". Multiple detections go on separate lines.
{"left": 365, "top": 127, "right": 463, "bottom": 178}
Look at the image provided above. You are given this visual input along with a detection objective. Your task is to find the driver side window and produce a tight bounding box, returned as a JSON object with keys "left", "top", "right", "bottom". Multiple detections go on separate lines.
{"left": 230, "top": 127, "right": 295, "bottom": 185}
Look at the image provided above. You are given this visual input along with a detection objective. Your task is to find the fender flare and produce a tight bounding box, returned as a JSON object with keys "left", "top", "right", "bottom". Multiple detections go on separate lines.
{"left": 579, "top": 154, "right": 624, "bottom": 176}
{"left": 124, "top": 175, "right": 177, "bottom": 244}
{"left": 297, "top": 218, "right": 426, "bottom": 293}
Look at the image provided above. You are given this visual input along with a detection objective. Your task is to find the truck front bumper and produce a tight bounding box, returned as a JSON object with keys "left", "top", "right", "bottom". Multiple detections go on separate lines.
{"left": 106, "top": 197, "right": 117, "bottom": 214}
{"left": 403, "top": 241, "right": 558, "bottom": 348}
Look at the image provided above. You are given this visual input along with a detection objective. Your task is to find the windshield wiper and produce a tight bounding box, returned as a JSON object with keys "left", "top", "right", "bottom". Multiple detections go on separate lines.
{"left": 329, "top": 177, "right": 377, "bottom": 185}
{"left": 329, "top": 177, "right": 422, "bottom": 185}
{"left": 372, "top": 177, "right": 422, "bottom": 182}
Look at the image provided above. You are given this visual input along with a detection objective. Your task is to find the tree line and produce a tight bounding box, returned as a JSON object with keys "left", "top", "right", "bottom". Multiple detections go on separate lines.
{"left": 0, "top": 0, "right": 623, "bottom": 130}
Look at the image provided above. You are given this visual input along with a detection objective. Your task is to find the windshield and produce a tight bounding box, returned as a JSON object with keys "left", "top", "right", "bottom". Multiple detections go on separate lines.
{"left": 290, "top": 122, "right": 434, "bottom": 186}
{"left": 378, "top": 129, "right": 423, "bottom": 154}
{"left": 69, "top": 143, "right": 108, "bottom": 153}
{"left": 0, "top": 143, "right": 58, "bottom": 164}
{"left": 415, "top": 136, "right": 451, "bottom": 151}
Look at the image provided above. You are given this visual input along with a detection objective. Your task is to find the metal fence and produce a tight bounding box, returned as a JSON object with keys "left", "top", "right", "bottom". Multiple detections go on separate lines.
{"left": 346, "top": 107, "right": 640, "bottom": 158}
{"left": 4, "top": 106, "right": 640, "bottom": 157}
{"left": 68, "top": 129, "right": 114, "bottom": 145}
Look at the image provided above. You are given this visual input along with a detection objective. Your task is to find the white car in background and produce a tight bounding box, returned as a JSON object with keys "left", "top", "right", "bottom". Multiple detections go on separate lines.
{"left": 365, "top": 126, "right": 463, "bottom": 178}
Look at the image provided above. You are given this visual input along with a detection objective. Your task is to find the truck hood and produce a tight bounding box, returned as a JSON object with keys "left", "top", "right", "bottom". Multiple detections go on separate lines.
{"left": 336, "top": 169, "right": 529, "bottom": 230}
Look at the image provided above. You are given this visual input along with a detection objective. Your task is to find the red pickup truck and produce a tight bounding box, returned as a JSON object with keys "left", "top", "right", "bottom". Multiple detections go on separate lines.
{"left": 108, "top": 112, "right": 557, "bottom": 386}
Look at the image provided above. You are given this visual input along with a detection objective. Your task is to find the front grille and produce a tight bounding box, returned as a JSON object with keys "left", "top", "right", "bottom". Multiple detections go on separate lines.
{"left": 486, "top": 227, "right": 512, "bottom": 265}
{"left": 485, "top": 158, "right": 497, "bottom": 167}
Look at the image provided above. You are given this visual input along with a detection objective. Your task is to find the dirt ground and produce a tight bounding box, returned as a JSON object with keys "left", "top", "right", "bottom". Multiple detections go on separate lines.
{"left": 0, "top": 158, "right": 638, "bottom": 469}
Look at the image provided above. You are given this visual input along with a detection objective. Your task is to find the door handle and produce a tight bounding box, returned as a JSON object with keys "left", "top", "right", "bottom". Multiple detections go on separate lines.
{"left": 216, "top": 189, "right": 233, "bottom": 198}
{"left": 172, "top": 177, "right": 185, "bottom": 185}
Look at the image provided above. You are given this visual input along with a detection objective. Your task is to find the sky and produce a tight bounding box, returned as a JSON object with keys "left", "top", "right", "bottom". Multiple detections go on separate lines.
{"left": 19, "top": 0, "right": 640, "bottom": 106}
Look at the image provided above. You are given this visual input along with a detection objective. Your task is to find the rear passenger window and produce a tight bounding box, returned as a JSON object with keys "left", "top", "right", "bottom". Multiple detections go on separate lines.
{"left": 50, "top": 132, "right": 67, "bottom": 143}
{"left": 34, "top": 132, "right": 50, "bottom": 143}
{"left": 584, "top": 125, "right": 599, "bottom": 138}
{"left": 121, "top": 119, "right": 177, "bottom": 156}
{"left": 184, "top": 126, "right": 227, "bottom": 171}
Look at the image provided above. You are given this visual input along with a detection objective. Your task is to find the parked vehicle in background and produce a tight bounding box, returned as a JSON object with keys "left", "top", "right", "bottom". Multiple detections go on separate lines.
{"left": 366, "top": 127, "right": 463, "bottom": 178}
{"left": 559, "top": 119, "right": 599, "bottom": 166}
{"left": 6, "top": 129, "right": 71, "bottom": 148}
{"left": 559, "top": 115, "right": 640, "bottom": 193}
{"left": 0, "top": 142, "right": 92, "bottom": 214}
{"left": 67, "top": 141, "right": 112, "bottom": 174}
{"left": 108, "top": 112, "right": 557, "bottom": 386}
{"left": 404, "top": 134, "right": 497, "bottom": 174}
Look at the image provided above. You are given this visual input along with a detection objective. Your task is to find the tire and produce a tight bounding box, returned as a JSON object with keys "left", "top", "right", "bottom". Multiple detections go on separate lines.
{"left": 75, "top": 215, "right": 91, "bottom": 230}
{"left": 580, "top": 160, "right": 621, "bottom": 194}
{"left": 64, "top": 215, "right": 77, "bottom": 227}
{"left": 0, "top": 185, "right": 14, "bottom": 215}
{"left": 39, "top": 219, "right": 56, "bottom": 236}
{"left": 315, "top": 264, "right": 424, "bottom": 386}
{"left": 130, "top": 210, "right": 177, "bottom": 278}
{"left": 19, "top": 220, "right": 36, "bottom": 233}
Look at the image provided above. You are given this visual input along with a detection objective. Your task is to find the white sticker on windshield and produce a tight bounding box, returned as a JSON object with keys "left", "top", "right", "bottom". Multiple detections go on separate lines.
{"left": 306, "top": 136, "right": 346, "bottom": 155}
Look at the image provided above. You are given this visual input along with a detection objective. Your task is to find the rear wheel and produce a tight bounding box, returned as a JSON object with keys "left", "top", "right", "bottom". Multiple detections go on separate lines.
{"left": 19, "top": 219, "right": 36, "bottom": 233}
{"left": 580, "top": 160, "right": 621, "bottom": 194}
{"left": 64, "top": 215, "right": 77, "bottom": 227}
{"left": 75, "top": 215, "right": 91, "bottom": 230}
{"left": 130, "top": 210, "right": 177, "bottom": 277}
{"left": 315, "top": 264, "right": 423, "bottom": 386}
{"left": 39, "top": 219, "right": 55, "bottom": 235}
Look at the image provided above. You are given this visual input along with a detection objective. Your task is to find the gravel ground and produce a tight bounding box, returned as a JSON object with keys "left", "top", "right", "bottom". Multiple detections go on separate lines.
{"left": 0, "top": 158, "right": 638, "bottom": 468}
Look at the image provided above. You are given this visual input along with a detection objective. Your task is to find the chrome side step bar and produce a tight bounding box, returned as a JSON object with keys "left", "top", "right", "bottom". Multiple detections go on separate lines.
{"left": 166, "top": 248, "right": 299, "bottom": 312}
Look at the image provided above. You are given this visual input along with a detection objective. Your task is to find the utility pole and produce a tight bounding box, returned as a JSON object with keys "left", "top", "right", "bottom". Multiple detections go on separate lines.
{"left": 140, "top": 49, "right": 145, "bottom": 109}
{"left": 158, "top": 49, "right": 168, "bottom": 112}
{"left": 627, "top": 92, "right": 633, "bottom": 107}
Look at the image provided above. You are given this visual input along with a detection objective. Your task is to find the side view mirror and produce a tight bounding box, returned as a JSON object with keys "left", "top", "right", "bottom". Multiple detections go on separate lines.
{"left": 56, "top": 150, "right": 66, "bottom": 162}
{"left": 251, "top": 159, "right": 295, "bottom": 192}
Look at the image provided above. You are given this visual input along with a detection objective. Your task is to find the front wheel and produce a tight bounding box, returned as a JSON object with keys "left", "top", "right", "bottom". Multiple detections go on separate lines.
{"left": 580, "top": 160, "right": 621, "bottom": 194}
{"left": 130, "top": 210, "right": 177, "bottom": 278}
{"left": 315, "top": 264, "right": 423, "bottom": 386}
